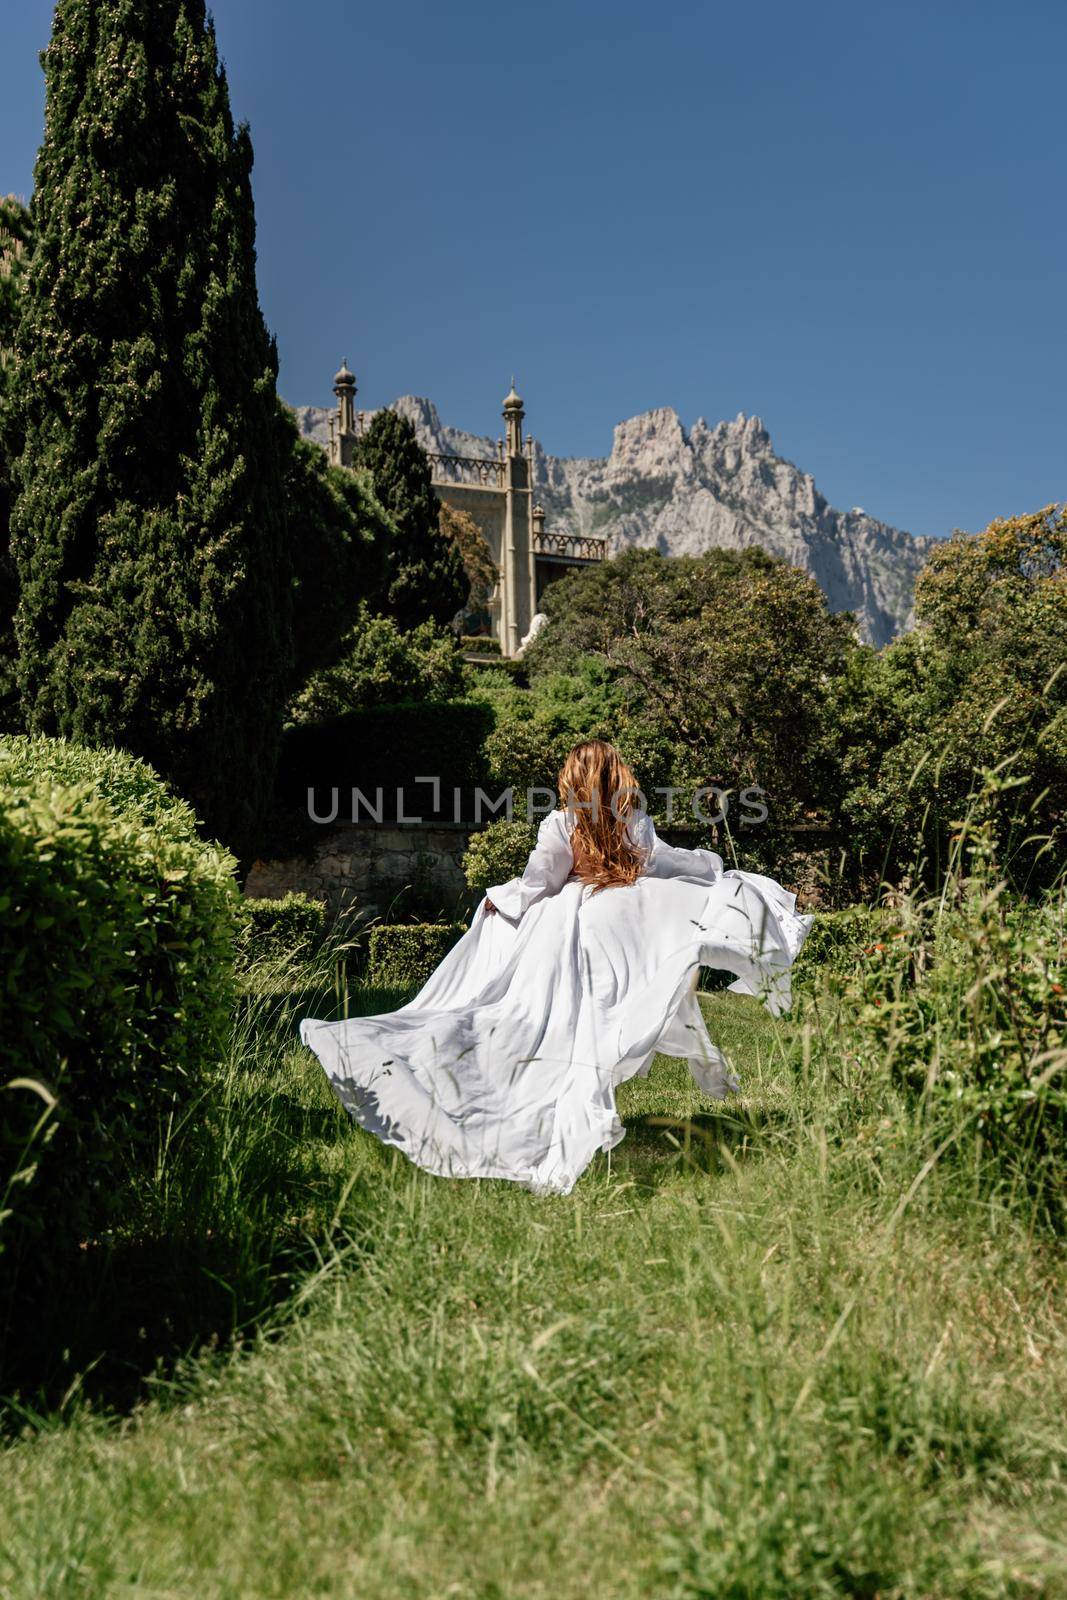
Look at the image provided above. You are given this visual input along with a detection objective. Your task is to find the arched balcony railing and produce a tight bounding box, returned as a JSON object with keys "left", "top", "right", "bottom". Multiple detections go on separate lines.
{"left": 532, "top": 531, "right": 606, "bottom": 563}
{"left": 428, "top": 452, "right": 506, "bottom": 489}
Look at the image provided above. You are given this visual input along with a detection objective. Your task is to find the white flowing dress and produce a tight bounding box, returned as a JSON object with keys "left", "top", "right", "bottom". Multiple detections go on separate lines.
{"left": 300, "top": 811, "right": 811, "bottom": 1196}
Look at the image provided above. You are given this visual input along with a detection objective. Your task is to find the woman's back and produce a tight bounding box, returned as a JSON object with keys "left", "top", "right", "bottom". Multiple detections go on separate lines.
{"left": 485, "top": 807, "right": 725, "bottom": 922}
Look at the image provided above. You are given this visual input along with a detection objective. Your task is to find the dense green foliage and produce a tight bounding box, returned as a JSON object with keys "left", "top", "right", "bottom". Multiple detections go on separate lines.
{"left": 470, "top": 655, "right": 627, "bottom": 795}
{"left": 9, "top": 0, "right": 292, "bottom": 854}
{"left": 289, "top": 605, "right": 465, "bottom": 723}
{"left": 790, "top": 903, "right": 904, "bottom": 989}
{"left": 355, "top": 408, "right": 467, "bottom": 630}
{"left": 0, "top": 736, "right": 238, "bottom": 1291}
{"left": 462, "top": 816, "right": 537, "bottom": 893}
{"left": 0, "top": 197, "right": 29, "bottom": 370}
{"left": 281, "top": 421, "right": 392, "bottom": 687}
{"left": 0, "top": 198, "right": 30, "bottom": 471}
{"left": 0, "top": 730, "right": 208, "bottom": 838}
{"left": 367, "top": 921, "right": 467, "bottom": 988}
{"left": 838, "top": 507, "right": 1067, "bottom": 885}
{"left": 237, "top": 891, "right": 326, "bottom": 966}
{"left": 817, "top": 825, "right": 1066, "bottom": 1220}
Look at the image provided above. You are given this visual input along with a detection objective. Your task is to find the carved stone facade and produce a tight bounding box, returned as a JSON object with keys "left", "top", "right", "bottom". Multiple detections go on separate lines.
{"left": 326, "top": 366, "right": 604, "bottom": 656}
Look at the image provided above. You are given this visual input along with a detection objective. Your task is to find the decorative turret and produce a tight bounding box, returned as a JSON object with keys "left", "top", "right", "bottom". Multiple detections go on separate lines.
{"left": 334, "top": 359, "right": 357, "bottom": 432}
{"left": 330, "top": 359, "right": 359, "bottom": 467}
{"left": 325, "top": 360, "right": 568, "bottom": 658}
{"left": 502, "top": 379, "right": 524, "bottom": 457}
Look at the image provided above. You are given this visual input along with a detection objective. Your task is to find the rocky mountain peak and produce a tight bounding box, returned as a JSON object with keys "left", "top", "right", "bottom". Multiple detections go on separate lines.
{"left": 290, "top": 393, "right": 932, "bottom": 646}
{"left": 390, "top": 394, "right": 447, "bottom": 445}
{"left": 609, "top": 407, "right": 691, "bottom": 481}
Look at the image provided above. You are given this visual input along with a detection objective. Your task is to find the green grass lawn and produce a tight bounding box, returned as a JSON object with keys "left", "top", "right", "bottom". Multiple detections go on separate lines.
{"left": 0, "top": 974, "right": 1064, "bottom": 1599}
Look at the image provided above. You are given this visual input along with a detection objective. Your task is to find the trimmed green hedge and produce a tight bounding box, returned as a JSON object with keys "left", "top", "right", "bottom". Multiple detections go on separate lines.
{"left": 237, "top": 892, "right": 327, "bottom": 965}
{"left": 275, "top": 699, "right": 494, "bottom": 823}
{"left": 368, "top": 922, "right": 467, "bottom": 989}
{"left": 0, "top": 737, "right": 239, "bottom": 1262}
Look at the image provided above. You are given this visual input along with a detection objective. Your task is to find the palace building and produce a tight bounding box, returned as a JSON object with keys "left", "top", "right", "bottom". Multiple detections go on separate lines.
{"left": 327, "top": 362, "right": 604, "bottom": 657}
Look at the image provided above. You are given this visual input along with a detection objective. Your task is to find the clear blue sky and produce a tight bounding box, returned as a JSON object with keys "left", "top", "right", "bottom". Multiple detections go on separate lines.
{"left": 2, "top": 0, "right": 1064, "bottom": 540}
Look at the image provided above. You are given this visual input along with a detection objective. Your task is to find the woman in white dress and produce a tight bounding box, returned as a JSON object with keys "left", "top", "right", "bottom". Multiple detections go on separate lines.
{"left": 300, "top": 741, "right": 810, "bottom": 1196}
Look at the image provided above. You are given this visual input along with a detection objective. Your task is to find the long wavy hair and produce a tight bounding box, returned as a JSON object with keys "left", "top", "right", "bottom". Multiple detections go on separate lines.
{"left": 558, "top": 740, "right": 646, "bottom": 891}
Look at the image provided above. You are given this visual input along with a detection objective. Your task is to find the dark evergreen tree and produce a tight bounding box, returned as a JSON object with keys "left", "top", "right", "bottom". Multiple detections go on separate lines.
{"left": 0, "top": 196, "right": 31, "bottom": 728}
{"left": 354, "top": 408, "right": 467, "bottom": 630}
{"left": 280, "top": 411, "right": 392, "bottom": 685}
{"left": 11, "top": 0, "right": 291, "bottom": 854}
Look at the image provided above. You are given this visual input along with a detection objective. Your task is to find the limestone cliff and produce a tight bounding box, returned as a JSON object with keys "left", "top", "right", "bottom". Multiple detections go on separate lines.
{"left": 292, "top": 397, "right": 932, "bottom": 646}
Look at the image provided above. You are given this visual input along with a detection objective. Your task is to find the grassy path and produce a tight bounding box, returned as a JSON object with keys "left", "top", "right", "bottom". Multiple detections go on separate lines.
{"left": 1, "top": 990, "right": 1064, "bottom": 1598}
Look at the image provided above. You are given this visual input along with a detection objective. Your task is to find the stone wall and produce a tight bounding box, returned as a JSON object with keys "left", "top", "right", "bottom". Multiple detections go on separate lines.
{"left": 244, "top": 823, "right": 475, "bottom": 919}
{"left": 243, "top": 819, "right": 843, "bottom": 921}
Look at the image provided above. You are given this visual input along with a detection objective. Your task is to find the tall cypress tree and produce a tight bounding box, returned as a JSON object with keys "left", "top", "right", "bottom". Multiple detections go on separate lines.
{"left": 11, "top": 0, "right": 291, "bottom": 853}
{"left": 0, "top": 197, "right": 32, "bottom": 728}
{"left": 355, "top": 408, "right": 467, "bottom": 631}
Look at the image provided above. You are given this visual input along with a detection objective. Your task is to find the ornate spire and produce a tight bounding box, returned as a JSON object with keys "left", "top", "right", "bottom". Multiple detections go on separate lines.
{"left": 502, "top": 378, "right": 524, "bottom": 455}
{"left": 331, "top": 359, "right": 358, "bottom": 466}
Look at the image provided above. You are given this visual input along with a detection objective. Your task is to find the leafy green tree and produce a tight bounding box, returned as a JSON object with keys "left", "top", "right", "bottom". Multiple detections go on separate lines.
{"left": 470, "top": 655, "right": 628, "bottom": 796}
{"left": 838, "top": 507, "right": 1067, "bottom": 885}
{"left": 526, "top": 547, "right": 855, "bottom": 833}
{"left": 288, "top": 604, "right": 466, "bottom": 724}
{"left": 914, "top": 504, "right": 1066, "bottom": 678}
{"left": 10, "top": 0, "right": 291, "bottom": 855}
{"left": 0, "top": 196, "right": 31, "bottom": 727}
{"left": 826, "top": 632, "right": 925, "bottom": 846}
{"left": 355, "top": 408, "right": 467, "bottom": 630}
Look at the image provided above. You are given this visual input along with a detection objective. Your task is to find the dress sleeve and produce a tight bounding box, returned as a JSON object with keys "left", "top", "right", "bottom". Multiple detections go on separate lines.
{"left": 485, "top": 811, "right": 575, "bottom": 922}
{"left": 638, "top": 815, "right": 724, "bottom": 884}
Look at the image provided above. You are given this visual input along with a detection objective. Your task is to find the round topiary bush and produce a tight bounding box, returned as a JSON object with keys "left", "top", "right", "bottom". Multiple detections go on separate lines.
{"left": 0, "top": 736, "right": 240, "bottom": 1275}
{"left": 462, "top": 817, "right": 537, "bottom": 894}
